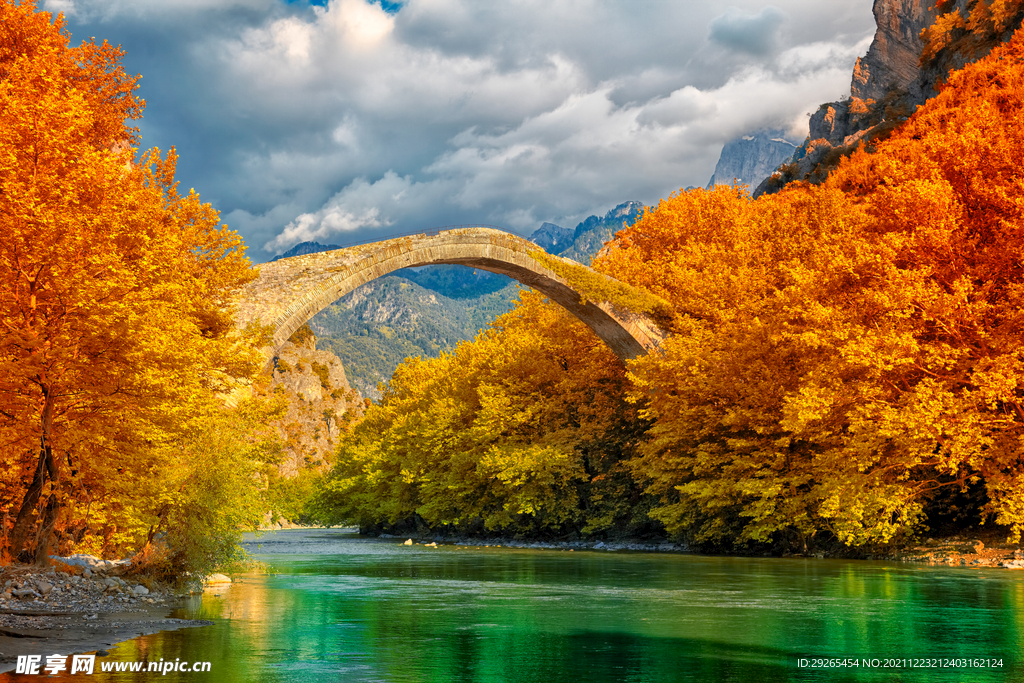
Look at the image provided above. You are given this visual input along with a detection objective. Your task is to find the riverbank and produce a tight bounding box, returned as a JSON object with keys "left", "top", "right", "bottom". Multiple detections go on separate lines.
{"left": 375, "top": 527, "right": 1024, "bottom": 568}
{"left": 0, "top": 561, "right": 212, "bottom": 674}
{"left": 378, "top": 532, "right": 689, "bottom": 554}
{"left": 887, "top": 531, "right": 1024, "bottom": 568}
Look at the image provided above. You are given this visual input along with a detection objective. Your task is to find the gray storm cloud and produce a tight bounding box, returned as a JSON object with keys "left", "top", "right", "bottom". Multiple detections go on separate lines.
{"left": 709, "top": 6, "right": 786, "bottom": 56}
{"left": 47, "top": 0, "right": 875, "bottom": 260}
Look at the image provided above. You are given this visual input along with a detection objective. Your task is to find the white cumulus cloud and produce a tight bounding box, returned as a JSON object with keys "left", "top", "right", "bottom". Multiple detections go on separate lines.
{"left": 55, "top": 0, "right": 878, "bottom": 259}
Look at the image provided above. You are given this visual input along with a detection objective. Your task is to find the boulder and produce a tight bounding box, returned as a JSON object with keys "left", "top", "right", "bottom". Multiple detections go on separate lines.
{"left": 204, "top": 573, "right": 232, "bottom": 586}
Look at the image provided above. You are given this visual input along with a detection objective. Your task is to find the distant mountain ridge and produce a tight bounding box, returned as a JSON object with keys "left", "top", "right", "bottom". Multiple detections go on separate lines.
{"left": 554, "top": 201, "right": 643, "bottom": 265}
{"left": 271, "top": 241, "right": 341, "bottom": 261}
{"left": 309, "top": 278, "right": 519, "bottom": 398}
{"left": 532, "top": 222, "right": 575, "bottom": 253}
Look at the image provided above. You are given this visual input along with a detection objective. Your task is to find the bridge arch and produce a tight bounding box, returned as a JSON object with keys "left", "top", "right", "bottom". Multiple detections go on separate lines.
{"left": 236, "top": 227, "right": 666, "bottom": 370}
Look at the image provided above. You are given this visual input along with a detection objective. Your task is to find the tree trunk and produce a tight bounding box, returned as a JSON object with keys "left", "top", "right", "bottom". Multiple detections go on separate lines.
{"left": 6, "top": 445, "right": 48, "bottom": 558}
{"left": 33, "top": 435, "right": 60, "bottom": 564}
{"left": 33, "top": 488, "right": 60, "bottom": 564}
{"left": 7, "top": 388, "right": 59, "bottom": 562}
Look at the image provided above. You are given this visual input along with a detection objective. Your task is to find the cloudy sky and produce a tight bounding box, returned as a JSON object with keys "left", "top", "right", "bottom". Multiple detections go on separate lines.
{"left": 48, "top": 0, "right": 875, "bottom": 262}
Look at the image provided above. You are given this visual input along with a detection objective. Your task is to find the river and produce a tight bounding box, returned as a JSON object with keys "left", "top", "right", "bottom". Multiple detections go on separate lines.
{"left": 77, "top": 529, "right": 1023, "bottom": 681}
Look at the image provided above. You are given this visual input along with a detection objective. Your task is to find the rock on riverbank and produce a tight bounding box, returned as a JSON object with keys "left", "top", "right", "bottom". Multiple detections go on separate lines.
{"left": 1, "top": 561, "right": 170, "bottom": 612}
{"left": 889, "top": 535, "right": 1024, "bottom": 568}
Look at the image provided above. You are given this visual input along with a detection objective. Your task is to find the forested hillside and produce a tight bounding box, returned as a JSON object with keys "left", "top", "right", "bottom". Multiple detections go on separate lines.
{"left": 310, "top": 277, "right": 523, "bottom": 398}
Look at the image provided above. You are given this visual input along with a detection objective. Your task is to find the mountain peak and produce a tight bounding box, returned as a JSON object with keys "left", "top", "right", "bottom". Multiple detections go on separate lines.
{"left": 572, "top": 202, "right": 643, "bottom": 241}
{"left": 708, "top": 129, "right": 797, "bottom": 190}
{"left": 531, "top": 222, "right": 574, "bottom": 254}
{"left": 272, "top": 241, "right": 342, "bottom": 261}
{"left": 604, "top": 201, "right": 643, "bottom": 221}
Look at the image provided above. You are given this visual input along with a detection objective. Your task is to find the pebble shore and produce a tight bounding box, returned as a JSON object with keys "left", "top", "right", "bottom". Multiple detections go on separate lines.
{"left": 0, "top": 556, "right": 214, "bottom": 673}
{"left": 889, "top": 539, "right": 1024, "bottom": 568}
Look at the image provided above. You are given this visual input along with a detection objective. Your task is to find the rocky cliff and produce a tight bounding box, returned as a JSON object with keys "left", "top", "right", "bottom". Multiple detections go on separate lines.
{"left": 851, "top": 0, "right": 943, "bottom": 103}
{"left": 755, "top": 0, "right": 1024, "bottom": 196}
{"left": 707, "top": 129, "right": 797, "bottom": 191}
{"left": 263, "top": 327, "right": 364, "bottom": 477}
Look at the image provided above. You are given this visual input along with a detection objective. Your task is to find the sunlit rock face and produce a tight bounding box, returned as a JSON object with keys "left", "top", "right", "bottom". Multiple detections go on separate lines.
{"left": 267, "top": 333, "right": 363, "bottom": 477}
{"left": 851, "top": 0, "right": 945, "bottom": 104}
{"left": 753, "top": 0, "right": 1016, "bottom": 197}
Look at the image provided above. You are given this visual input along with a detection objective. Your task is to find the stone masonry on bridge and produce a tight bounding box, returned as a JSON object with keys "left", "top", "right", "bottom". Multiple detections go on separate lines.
{"left": 236, "top": 227, "right": 667, "bottom": 371}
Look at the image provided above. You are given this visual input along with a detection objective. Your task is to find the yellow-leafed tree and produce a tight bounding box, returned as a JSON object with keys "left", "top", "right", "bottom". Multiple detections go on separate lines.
{"left": 314, "top": 291, "right": 649, "bottom": 537}
{"left": 0, "top": 0, "right": 263, "bottom": 566}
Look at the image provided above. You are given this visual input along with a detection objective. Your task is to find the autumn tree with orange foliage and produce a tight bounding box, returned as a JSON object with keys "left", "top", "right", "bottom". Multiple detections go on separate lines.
{"left": 0, "top": 0, "right": 265, "bottom": 567}
{"left": 596, "top": 26, "right": 1024, "bottom": 550}
{"left": 921, "top": 0, "right": 1024, "bottom": 66}
{"left": 824, "top": 25, "right": 1024, "bottom": 541}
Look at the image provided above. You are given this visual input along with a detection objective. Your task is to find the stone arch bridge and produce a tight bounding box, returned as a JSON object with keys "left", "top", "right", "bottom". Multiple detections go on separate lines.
{"left": 236, "top": 227, "right": 667, "bottom": 371}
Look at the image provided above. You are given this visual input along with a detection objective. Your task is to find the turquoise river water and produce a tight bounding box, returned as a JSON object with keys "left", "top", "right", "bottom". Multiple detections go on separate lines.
{"left": 23, "top": 529, "right": 1024, "bottom": 681}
